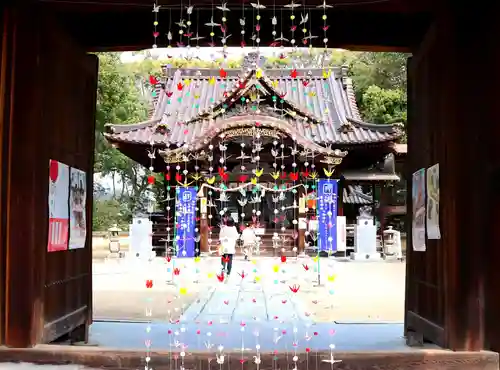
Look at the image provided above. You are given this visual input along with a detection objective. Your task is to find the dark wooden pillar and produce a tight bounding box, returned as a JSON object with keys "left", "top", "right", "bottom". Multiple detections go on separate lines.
{"left": 405, "top": 5, "right": 499, "bottom": 351}
{"left": 0, "top": 4, "right": 96, "bottom": 347}
{"left": 1, "top": 4, "right": 46, "bottom": 347}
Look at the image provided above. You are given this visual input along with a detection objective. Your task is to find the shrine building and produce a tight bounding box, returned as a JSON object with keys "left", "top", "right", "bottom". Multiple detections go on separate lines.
{"left": 105, "top": 54, "right": 404, "bottom": 255}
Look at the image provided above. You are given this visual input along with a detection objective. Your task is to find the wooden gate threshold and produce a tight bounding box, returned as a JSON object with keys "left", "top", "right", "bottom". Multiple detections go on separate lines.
{"left": 0, "top": 346, "right": 497, "bottom": 370}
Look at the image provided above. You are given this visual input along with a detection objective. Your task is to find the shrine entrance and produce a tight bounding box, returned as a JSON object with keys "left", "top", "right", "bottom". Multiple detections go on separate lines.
{"left": 1, "top": 2, "right": 500, "bottom": 370}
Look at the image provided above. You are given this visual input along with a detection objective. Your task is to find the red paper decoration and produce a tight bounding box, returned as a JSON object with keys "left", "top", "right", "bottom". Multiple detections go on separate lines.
{"left": 289, "top": 284, "right": 300, "bottom": 293}
{"left": 145, "top": 279, "right": 153, "bottom": 288}
{"left": 49, "top": 160, "right": 59, "bottom": 182}
{"left": 149, "top": 75, "right": 159, "bottom": 85}
{"left": 147, "top": 175, "right": 155, "bottom": 185}
{"left": 281, "top": 255, "right": 287, "bottom": 263}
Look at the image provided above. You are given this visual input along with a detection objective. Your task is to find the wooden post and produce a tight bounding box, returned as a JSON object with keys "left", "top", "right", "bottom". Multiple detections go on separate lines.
{"left": 199, "top": 192, "right": 209, "bottom": 253}
{"left": 338, "top": 179, "right": 344, "bottom": 217}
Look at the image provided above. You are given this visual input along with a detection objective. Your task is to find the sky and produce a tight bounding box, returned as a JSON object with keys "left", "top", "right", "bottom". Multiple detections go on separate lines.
{"left": 120, "top": 46, "right": 345, "bottom": 63}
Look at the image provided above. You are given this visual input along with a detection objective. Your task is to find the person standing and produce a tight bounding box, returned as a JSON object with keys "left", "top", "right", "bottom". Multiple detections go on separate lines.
{"left": 219, "top": 218, "right": 239, "bottom": 281}
{"left": 241, "top": 223, "right": 256, "bottom": 260}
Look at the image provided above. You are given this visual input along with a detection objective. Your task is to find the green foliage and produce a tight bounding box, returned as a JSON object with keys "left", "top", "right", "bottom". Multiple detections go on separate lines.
{"left": 93, "top": 53, "right": 152, "bottom": 229}
{"left": 93, "top": 199, "right": 129, "bottom": 231}
{"left": 360, "top": 85, "right": 407, "bottom": 124}
{"left": 347, "top": 52, "right": 408, "bottom": 139}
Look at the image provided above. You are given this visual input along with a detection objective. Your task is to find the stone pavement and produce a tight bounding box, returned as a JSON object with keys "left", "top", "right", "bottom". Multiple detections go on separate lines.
{"left": 182, "top": 269, "right": 311, "bottom": 324}
{"left": 92, "top": 255, "right": 405, "bottom": 324}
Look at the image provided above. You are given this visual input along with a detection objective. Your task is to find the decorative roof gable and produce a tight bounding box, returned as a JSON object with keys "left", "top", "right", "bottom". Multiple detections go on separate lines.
{"left": 105, "top": 66, "right": 403, "bottom": 147}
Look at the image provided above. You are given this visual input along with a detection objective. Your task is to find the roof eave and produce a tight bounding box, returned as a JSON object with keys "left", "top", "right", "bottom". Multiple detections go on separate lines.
{"left": 346, "top": 117, "right": 404, "bottom": 134}
{"left": 104, "top": 117, "right": 162, "bottom": 134}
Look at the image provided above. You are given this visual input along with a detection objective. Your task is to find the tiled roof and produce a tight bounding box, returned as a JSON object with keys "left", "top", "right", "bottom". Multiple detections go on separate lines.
{"left": 105, "top": 67, "right": 403, "bottom": 149}
{"left": 343, "top": 185, "right": 373, "bottom": 204}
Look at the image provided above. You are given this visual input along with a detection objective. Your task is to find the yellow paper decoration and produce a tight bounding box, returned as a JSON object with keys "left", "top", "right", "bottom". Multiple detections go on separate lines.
{"left": 179, "top": 287, "right": 188, "bottom": 295}
{"left": 184, "top": 79, "right": 191, "bottom": 86}
{"left": 323, "top": 168, "right": 334, "bottom": 177}
{"left": 327, "top": 274, "right": 336, "bottom": 282}
{"left": 194, "top": 256, "right": 201, "bottom": 263}
{"left": 273, "top": 265, "right": 279, "bottom": 273}
{"left": 206, "top": 176, "right": 216, "bottom": 185}
{"left": 255, "top": 168, "right": 264, "bottom": 177}
{"left": 271, "top": 80, "right": 279, "bottom": 88}
{"left": 270, "top": 171, "right": 280, "bottom": 180}
{"left": 208, "top": 272, "right": 214, "bottom": 279}
{"left": 313, "top": 256, "right": 319, "bottom": 263}
{"left": 255, "top": 68, "right": 263, "bottom": 78}
{"left": 209, "top": 76, "right": 216, "bottom": 85}
{"left": 255, "top": 276, "right": 261, "bottom": 282}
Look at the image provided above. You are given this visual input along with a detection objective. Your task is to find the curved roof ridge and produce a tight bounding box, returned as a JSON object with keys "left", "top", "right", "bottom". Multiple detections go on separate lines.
{"left": 258, "top": 74, "right": 325, "bottom": 124}
{"left": 104, "top": 117, "right": 161, "bottom": 135}
{"left": 346, "top": 117, "right": 403, "bottom": 134}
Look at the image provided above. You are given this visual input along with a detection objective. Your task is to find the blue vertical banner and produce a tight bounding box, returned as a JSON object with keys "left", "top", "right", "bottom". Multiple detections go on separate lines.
{"left": 175, "top": 187, "right": 197, "bottom": 258}
{"left": 317, "top": 179, "right": 338, "bottom": 252}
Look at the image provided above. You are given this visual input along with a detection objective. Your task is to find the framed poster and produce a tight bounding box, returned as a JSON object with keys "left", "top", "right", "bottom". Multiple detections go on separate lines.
{"left": 48, "top": 160, "right": 70, "bottom": 252}
{"left": 69, "top": 167, "right": 87, "bottom": 250}
{"left": 412, "top": 168, "right": 426, "bottom": 251}
{"left": 426, "top": 164, "right": 441, "bottom": 239}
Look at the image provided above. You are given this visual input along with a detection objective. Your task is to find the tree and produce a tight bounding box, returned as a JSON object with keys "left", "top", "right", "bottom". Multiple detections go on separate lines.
{"left": 360, "top": 85, "right": 407, "bottom": 132}
{"left": 93, "top": 53, "right": 153, "bottom": 226}
{"left": 347, "top": 52, "right": 408, "bottom": 140}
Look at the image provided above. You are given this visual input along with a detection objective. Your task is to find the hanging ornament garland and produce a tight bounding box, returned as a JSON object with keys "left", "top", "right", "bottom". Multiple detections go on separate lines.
{"left": 144, "top": 277, "right": 154, "bottom": 370}
{"left": 167, "top": 8, "right": 173, "bottom": 48}
{"left": 192, "top": 10, "right": 205, "bottom": 48}
{"left": 152, "top": 1, "right": 160, "bottom": 48}
{"left": 185, "top": 3, "right": 194, "bottom": 49}
{"left": 207, "top": 143, "right": 214, "bottom": 253}
{"left": 299, "top": 4, "right": 308, "bottom": 47}
{"left": 206, "top": 0, "right": 219, "bottom": 48}
{"left": 250, "top": 0, "right": 265, "bottom": 50}
{"left": 217, "top": 1, "right": 230, "bottom": 55}
{"left": 177, "top": 0, "right": 186, "bottom": 47}
{"left": 285, "top": 0, "right": 299, "bottom": 50}
{"left": 318, "top": 0, "right": 332, "bottom": 50}
{"left": 239, "top": 0, "right": 246, "bottom": 48}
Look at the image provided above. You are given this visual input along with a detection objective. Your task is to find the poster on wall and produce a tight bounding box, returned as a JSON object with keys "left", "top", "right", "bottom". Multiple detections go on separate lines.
{"left": 426, "top": 163, "right": 441, "bottom": 239}
{"left": 48, "top": 160, "right": 70, "bottom": 252}
{"left": 412, "top": 168, "right": 426, "bottom": 251}
{"left": 317, "top": 179, "right": 338, "bottom": 252}
{"left": 69, "top": 168, "right": 87, "bottom": 250}
{"left": 176, "top": 187, "right": 197, "bottom": 258}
